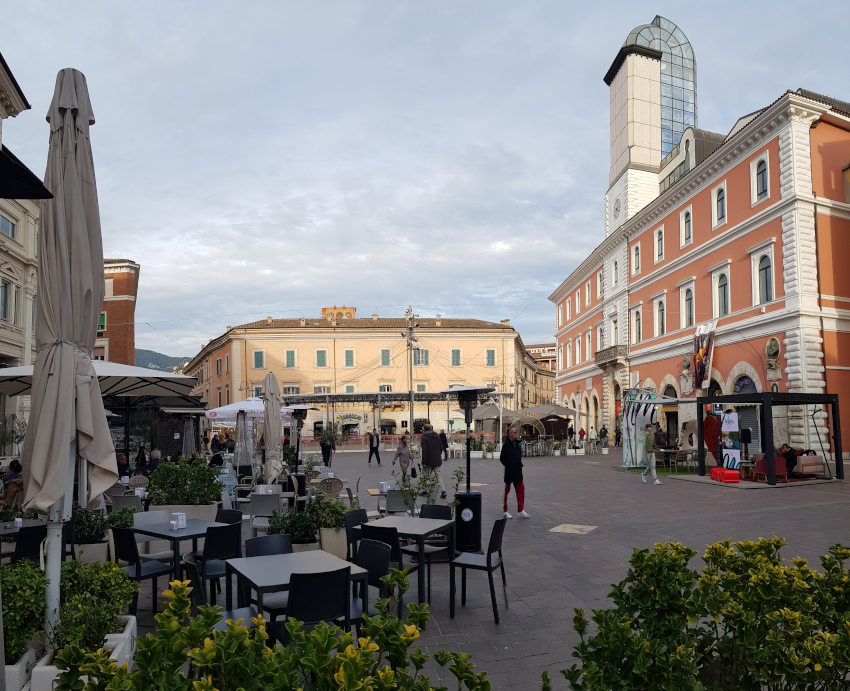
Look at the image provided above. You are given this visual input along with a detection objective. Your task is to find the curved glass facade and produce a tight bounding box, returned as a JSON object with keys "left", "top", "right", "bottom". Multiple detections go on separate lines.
{"left": 624, "top": 16, "right": 696, "bottom": 158}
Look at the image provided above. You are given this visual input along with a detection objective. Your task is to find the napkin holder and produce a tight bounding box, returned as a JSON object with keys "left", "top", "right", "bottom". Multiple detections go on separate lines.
{"left": 170, "top": 512, "right": 187, "bottom": 529}
{"left": 378, "top": 481, "right": 389, "bottom": 494}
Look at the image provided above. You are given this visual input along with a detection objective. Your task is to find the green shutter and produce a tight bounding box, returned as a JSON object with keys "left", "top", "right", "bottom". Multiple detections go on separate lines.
{"left": 254, "top": 351, "right": 264, "bottom": 368}
{"left": 486, "top": 350, "right": 495, "bottom": 366}
{"left": 345, "top": 350, "right": 354, "bottom": 367}
{"left": 286, "top": 350, "right": 295, "bottom": 368}
{"left": 423, "top": 350, "right": 429, "bottom": 366}
{"left": 452, "top": 350, "right": 460, "bottom": 366}
{"left": 317, "top": 350, "right": 327, "bottom": 368}
{"left": 381, "top": 349, "right": 390, "bottom": 367}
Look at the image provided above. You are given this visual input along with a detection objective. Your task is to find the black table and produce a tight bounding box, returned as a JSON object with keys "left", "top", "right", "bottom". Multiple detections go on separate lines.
{"left": 133, "top": 519, "right": 226, "bottom": 579}
{"left": 0, "top": 519, "right": 43, "bottom": 537}
{"left": 225, "top": 550, "right": 368, "bottom": 614}
{"left": 365, "top": 516, "right": 456, "bottom": 605}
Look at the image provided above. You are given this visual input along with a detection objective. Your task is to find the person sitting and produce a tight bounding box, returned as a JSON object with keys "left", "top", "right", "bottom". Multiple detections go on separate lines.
{"left": 0, "top": 460, "right": 23, "bottom": 505}
{"left": 148, "top": 448, "right": 162, "bottom": 473}
{"left": 116, "top": 453, "right": 132, "bottom": 477}
{"left": 209, "top": 451, "right": 224, "bottom": 467}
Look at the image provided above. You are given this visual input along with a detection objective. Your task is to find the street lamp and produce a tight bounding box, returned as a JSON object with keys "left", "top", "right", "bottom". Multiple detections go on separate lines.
{"left": 442, "top": 385, "right": 493, "bottom": 553}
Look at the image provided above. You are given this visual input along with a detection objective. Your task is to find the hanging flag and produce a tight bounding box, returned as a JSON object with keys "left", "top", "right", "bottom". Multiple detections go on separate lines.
{"left": 693, "top": 319, "right": 718, "bottom": 390}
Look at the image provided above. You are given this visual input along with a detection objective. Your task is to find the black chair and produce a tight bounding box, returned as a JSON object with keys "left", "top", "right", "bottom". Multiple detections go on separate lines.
{"left": 360, "top": 523, "right": 422, "bottom": 606}
{"left": 183, "top": 555, "right": 257, "bottom": 632}
{"left": 243, "top": 533, "right": 293, "bottom": 621}
{"left": 10, "top": 524, "right": 47, "bottom": 565}
{"left": 266, "top": 566, "right": 351, "bottom": 646}
{"left": 344, "top": 508, "right": 368, "bottom": 561}
{"left": 451, "top": 518, "right": 508, "bottom": 624}
{"left": 215, "top": 509, "right": 243, "bottom": 525}
{"left": 349, "top": 539, "right": 391, "bottom": 630}
{"left": 194, "top": 522, "right": 242, "bottom": 605}
{"left": 111, "top": 527, "right": 172, "bottom": 614}
{"left": 62, "top": 511, "right": 77, "bottom": 561}
{"left": 400, "top": 504, "right": 452, "bottom": 601}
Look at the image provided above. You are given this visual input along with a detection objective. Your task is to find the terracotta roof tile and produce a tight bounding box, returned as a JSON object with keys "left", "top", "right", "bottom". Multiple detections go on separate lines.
{"left": 233, "top": 317, "right": 514, "bottom": 331}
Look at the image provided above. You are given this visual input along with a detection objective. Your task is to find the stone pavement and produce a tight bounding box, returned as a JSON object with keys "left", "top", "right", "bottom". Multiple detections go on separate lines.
{"left": 135, "top": 449, "right": 850, "bottom": 690}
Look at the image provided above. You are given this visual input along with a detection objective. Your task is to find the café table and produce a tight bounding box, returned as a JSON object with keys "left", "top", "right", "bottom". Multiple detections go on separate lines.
{"left": 225, "top": 550, "right": 368, "bottom": 613}
{"left": 133, "top": 519, "right": 226, "bottom": 580}
{"left": 309, "top": 476, "right": 348, "bottom": 484}
{"left": 364, "top": 516, "right": 455, "bottom": 605}
{"left": 0, "top": 518, "right": 43, "bottom": 537}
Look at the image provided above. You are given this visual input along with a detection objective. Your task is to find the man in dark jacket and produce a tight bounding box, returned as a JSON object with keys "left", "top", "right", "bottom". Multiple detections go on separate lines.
{"left": 500, "top": 426, "right": 528, "bottom": 518}
{"left": 420, "top": 424, "right": 446, "bottom": 499}
{"left": 439, "top": 429, "right": 449, "bottom": 461}
{"left": 367, "top": 429, "right": 381, "bottom": 466}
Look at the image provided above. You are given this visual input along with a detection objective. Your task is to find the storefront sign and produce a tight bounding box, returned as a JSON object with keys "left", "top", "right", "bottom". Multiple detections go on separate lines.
{"left": 693, "top": 319, "right": 717, "bottom": 390}
{"left": 622, "top": 390, "right": 657, "bottom": 467}
{"left": 721, "top": 412, "right": 740, "bottom": 469}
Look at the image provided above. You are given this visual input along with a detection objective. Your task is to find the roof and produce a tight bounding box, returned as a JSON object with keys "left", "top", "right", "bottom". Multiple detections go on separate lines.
{"left": 232, "top": 317, "right": 516, "bottom": 331}
{"left": 796, "top": 88, "right": 850, "bottom": 117}
{"left": 0, "top": 51, "right": 30, "bottom": 114}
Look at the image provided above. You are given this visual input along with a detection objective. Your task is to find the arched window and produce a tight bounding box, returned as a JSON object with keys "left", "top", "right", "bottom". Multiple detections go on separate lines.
{"left": 634, "top": 311, "right": 641, "bottom": 342}
{"left": 657, "top": 301, "right": 665, "bottom": 336}
{"left": 685, "top": 288, "right": 694, "bottom": 327}
{"left": 758, "top": 255, "right": 772, "bottom": 303}
{"left": 716, "top": 188, "right": 726, "bottom": 222}
{"left": 684, "top": 211, "right": 692, "bottom": 243}
{"left": 657, "top": 229, "right": 664, "bottom": 260}
{"left": 633, "top": 246, "right": 640, "bottom": 273}
{"left": 756, "top": 160, "right": 768, "bottom": 200}
{"left": 717, "top": 274, "right": 729, "bottom": 317}
{"left": 613, "top": 261, "right": 618, "bottom": 285}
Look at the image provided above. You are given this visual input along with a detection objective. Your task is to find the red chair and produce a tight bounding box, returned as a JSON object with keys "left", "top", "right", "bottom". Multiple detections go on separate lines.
{"left": 754, "top": 457, "right": 788, "bottom": 482}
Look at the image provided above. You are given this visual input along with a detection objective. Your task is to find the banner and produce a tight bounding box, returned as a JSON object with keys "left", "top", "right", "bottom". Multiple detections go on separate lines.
{"left": 693, "top": 319, "right": 718, "bottom": 390}
{"left": 721, "top": 412, "right": 740, "bottom": 469}
{"left": 622, "top": 389, "right": 657, "bottom": 467}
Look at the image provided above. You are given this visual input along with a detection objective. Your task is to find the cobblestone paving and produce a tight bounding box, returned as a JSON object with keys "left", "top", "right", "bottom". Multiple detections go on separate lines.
{"left": 135, "top": 449, "right": 850, "bottom": 689}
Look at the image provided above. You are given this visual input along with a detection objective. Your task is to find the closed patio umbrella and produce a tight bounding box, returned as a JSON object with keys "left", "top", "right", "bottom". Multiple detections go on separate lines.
{"left": 181, "top": 417, "right": 196, "bottom": 457}
{"left": 21, "top": 69, "right": 117, "bottom": 632}
{"left": 262, "top": 372, "right": 283, "bottom": 483}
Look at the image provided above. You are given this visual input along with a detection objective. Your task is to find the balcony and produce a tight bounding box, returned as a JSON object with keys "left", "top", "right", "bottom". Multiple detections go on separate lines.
{"left": 595, "top": 344, "right": 628, "bottom": 367}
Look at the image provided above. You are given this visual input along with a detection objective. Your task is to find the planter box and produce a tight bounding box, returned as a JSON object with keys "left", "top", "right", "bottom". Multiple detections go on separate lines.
{"left": 319, "top": 528, "right": 347, "bottom": 560}
{"left": 76, "top": 540, "right": 109, "bottom": 563}
{"left": 143, "top": 503, "right": 217, "bottom": 553}
{"left": 601, "top": 447, "right": 609, "bottom": 455}
{"left": 291, "top": 542, "right": 319, "bottom": 553}
{"left": 103, "top": 616, "right": 137, "bottom": 670}
{"left": 31, "top": 638, "right": 127, "bottom": 691}
{"left": 553, "top": 449, "right": 561, "bottom": 456}
{"left": 5, "top": 646, "right": 39, "bottom": 691}
{"left": 470, "top": 451, "right": 484, "bottom": 459}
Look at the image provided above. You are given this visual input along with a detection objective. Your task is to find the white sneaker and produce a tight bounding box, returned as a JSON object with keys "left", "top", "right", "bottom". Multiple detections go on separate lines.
{"left": 504, "top": 511, "right": 513, "bottom": 519}
{"left": 641, "top": 474, "right": 646, "bottom": 483}
{"left": 519, "top": 511, "right": 530, "bottom": 518}
{"left": 654, "top": 479, "right": 662, "bottom": 485}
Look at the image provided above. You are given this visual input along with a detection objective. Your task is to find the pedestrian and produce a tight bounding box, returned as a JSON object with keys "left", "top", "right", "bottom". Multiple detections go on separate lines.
{"left": 439, "top": 428, "right": 449, "bottom": 461}
{"left": 225, "top": 434, "right": 235, "bottom": 453}
{"left": 419, "top": 424, "right": 446, "bottom": 499}
{"left": 641, "top": 423, "right": 661, "bottom": 485}
{"left": 599, "top": 425, "right": 608, "bottom": 448}
{"left": 500, "top": 426, "right": 528, "bottom": 518}
{"left": 614, "top": 425, "right": 621, "bottom": 447}
{"left": 568, "top": 425, "right": 575, "bottom": 448}
{"left": 210, "top": 434, "right": 221, "bottom": 452}
{"left": 320, "top": 433, "right": 335, "bottom": 467}
{"left": 367, "top": 428, "right": 382, "bottom": 466}
{"left": 393, "top": 433, "right": 411, "bottom": 474}
{"left": 578, "top": 428, "right": 586, "bottom": 444}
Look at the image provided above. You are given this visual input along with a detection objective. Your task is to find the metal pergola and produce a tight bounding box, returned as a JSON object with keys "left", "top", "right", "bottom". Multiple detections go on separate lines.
{"left": 695, "top": 392, "right": 843, "bottom": 486}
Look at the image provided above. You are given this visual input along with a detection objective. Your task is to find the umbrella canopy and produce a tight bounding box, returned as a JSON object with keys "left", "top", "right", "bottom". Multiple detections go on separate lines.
{"left": 262, "top": 373, "right": 283, "bottom": 482}
{"left": 469, "top": 403, "right": 520, "bottom": 421}
{"left": 205, "top": 397, "right": 292, "bottom": 423}
{"left": 0, "top": 360, "right": 197, "bottom": 398}
{"left": 181, "top": 417, "right": 196, "bottom": 457}
{"left": 521, "top": 403, "right": 577, "bottom": 418}
{"left": 22, "top": 69, "right": 116, "bottom": 514}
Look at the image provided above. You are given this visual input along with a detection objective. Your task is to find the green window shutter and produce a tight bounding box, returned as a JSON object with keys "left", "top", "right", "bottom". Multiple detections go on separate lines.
{"left": 345, "top": 350, "right": 354, "bottom": 367}
{"left": 254, "top": 351, "right": 264, "bottom": 368}
{"left": 452, "top": 350, "right": 460, "bottom": 366}
{"left": 286, "top": 351, "right": 295, "bottom": 368}
{"left": 423, "top": 350, "right": 429, "bottom": 366}
{"left": 486, "top": 350, "right": 495, "bottom": 366}
{"left": 316, "top": 350, "right": 327, "bottom": 368}
{"left": 345, "top": 385, "right": 354, "bottom": 393}
{"left": 381, "top": 349, "right": 390, "bottom": 367}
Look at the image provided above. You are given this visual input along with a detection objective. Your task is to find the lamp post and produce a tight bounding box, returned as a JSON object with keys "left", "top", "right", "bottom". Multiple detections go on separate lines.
{"left": 402, "top": 306, "right": 419, "bottom": 441}
{"left": 442, "top": 385, "right": 493, "bottom": 552}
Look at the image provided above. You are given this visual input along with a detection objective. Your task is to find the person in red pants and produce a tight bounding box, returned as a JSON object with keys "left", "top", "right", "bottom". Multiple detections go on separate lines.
{"left": 499, "top": 425, "right": 528, "bottom": 518}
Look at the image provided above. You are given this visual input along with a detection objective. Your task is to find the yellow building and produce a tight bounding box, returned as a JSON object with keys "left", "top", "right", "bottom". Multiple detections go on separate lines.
{"left": 184, "top": 308, "right": 546, "bottom": 436}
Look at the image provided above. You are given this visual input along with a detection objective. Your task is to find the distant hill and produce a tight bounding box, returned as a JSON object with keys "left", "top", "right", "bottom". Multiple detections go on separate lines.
{"left": 135, "top": 349, "right": 189, "bottom": 372}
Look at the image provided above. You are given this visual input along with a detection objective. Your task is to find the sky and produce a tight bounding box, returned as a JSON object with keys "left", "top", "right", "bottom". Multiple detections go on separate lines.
{"left": 3, "top": 1, "right": 850, "bottom": 360}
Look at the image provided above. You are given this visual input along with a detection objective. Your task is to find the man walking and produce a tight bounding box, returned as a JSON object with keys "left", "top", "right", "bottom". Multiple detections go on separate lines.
{"left": 367, "top": 428, "right": 382, "bottom": 466}
{"left": 500, "top": 426, "right": 528, "bottom": 518}
{"left": 439, "top": 429, "right": 449, "bottom": 461}
{"left": 641, "top": 423, "right": 660, "bottom": 485}
{"left": 420, "top": 424, "right": 447, "bottom": 499}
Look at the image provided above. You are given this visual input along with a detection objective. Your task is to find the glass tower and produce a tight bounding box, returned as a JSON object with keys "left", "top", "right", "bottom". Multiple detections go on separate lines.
{"left": 623, "top": 16, "right": 696, "bottom": 158}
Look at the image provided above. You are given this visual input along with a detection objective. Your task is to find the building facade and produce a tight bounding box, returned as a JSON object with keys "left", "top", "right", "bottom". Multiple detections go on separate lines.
{"left": 184, "top": 309, "right": 544, "bottom": 434}
{"left": 97, "top": 259, "right": 139, "bottom": 365}
{"left": 550, "top": 16, "right": 850, "bottom": 455}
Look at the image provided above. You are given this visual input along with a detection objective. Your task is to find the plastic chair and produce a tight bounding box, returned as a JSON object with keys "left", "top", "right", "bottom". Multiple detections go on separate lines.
{"left": 128, "top": 475, "right": 149, "bottom": 491}
{"left": 111, "top": 494, "right": 142, "bottom": 512}
{"left": 249, "top": 493, "right": 283, "bottom": 537}
{"left": 350, "top": 539, "right": 391, "bottom": 629}
{"left": 10, "top": 524, "right": 47, "bottom": 565}
{"left": 104, "top": 481, "right": 128, "bottom": 505}
{"left": 379, "top": 489, "right": 408, "bottom": 516}
{"left": 111, "top": 526, "right": 172, "bottom": 614}
{"left": 243, "top": 534, "right": 293, "bottom": 620}
{"left": 359, "top": 524, "right": 420, "bottom": 584}
{"left": 316, "top": 477, "right": 343, "bottom": 500}
{"left": 344, "top": 508, "right": 368, "bottom": 561}
{"left": 347, "top": 476, "right": 380, "bottom": 519}
{"left": 215, "top": 509, "right": 243, "bottom": 525}
{"left": 182, "top": 555, "right": 257, "bottom": 632}
{"left": 451, "top": 518, "right": 508, "bottom": 624}
{"left": 62, "top": 511, "right": 77, "bottom": 561}
{"left": 266, "top": 566, "right": 351, "bottom": 646}
{"left": 194, "top": 522, "right": 242, "bottom": 605}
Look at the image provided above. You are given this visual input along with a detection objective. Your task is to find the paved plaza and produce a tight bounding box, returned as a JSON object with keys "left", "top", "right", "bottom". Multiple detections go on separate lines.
{"left": 136, "top": 449, "right": 850, "bottom": 689}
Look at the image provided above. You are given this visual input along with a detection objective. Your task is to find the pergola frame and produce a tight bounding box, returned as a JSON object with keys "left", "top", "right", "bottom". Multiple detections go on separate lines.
{"left": 695, "top": 392, "right": 842, "bottom": 486}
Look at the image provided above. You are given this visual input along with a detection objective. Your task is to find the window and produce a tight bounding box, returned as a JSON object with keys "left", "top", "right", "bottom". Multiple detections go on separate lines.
{"left": 612, "top": 319, "right": 619, "bottom": 345}
{"left": 254, "top": 387, "right": 262, "bottom": 397}
{"left": 0, "top": 215, "right": 16, "bottom": 239}
{"left": 680, "top": 206, "right": 692, "bottom": 246}
{"left": 1, "top": 282, "right": 9, "bottom": 321}
{"left": 380, "top": 349, "right": 391, "bottom": 367}
{"left": 216, "top": 358, "right": 222, "bottom": 375}
{"left": 751, "top": 153, "right": 770, "bottom": 204}
{"left": 413, "top": 349, "right": 429, "bottom": 366}
{"left": 565, "top": 298, "right": 571, "bottom": 319}
{"left": 566, "top": 341, "right": 572, "bottom": 367}
{"left": 585, "top": 331, "right": 591, "bottom": 360}
{"left": 451, "top": 349, "right": 461, "bottom": 367}
{"left": 92, "top": 346, "right": 105, "bottom": 361}
{"left": 656, "top": 228, "right": 664, "bottom": 262}
{"left": 486, "top": 349, "right": 496, "bottom": 367}
{"left": 585, "top": 281, "right": 591, "bottom": 306}
{"left": 253, "top": 350, "right": 265, "bottom": 369}
{"left": 632, "top": 244, "right": 640, "bottom": 275}
{"left": 756, "top": 160, "right": 768, "bottom": 200}
{"left": 283, "top": 386, "right": 300, "bottom": 395}
{"left": 226, "top": 388, "right": 230, "bottom": 405}
{"left": 713, "top": 182, "right": 727, "bottom": 228}
{"left": 684, "top": 211, "right": 692, "bottom": 243}
{"left": 97, "top": 312, "right": 106, "bottom": 334}
{"left": 597, "top": 325, "right": 604, "bottom": 350}
{"left": 316, "top": 349, "right": 328, "bottom": 368}
{"left": 557, "top": 304, "right": 562, "bottom": 328}
{"left": 416, "top": 384, "right": 426, "bottom": 392}
{"left": 575, "top": 291, "right": 580, "bottom": 314}
{"left": 717, "top": 274, "right": 729, "bottom": 317}
{"left": 656, "top": 300, "right": 665, "bottom": 336}
{"left": 758, "top": 255, "right": 772, "bottom": 303}
{"left": 684, "top": 288, "right": 694, "bottom": 327}
{"left": 314, "top": 385, "right": 331, "bottom": 394}
{"left": 575, "top": 337, "right": 581, "bottom": 364}
{"left": 379, "top": 384, "right": 393, "bottom": 392}
{"left": 345, "top": 384, "right": 355, "bottom": 393}
{"left": 344, "top": 349, "right": 355, "bottom": 367}
{"left": 285, "top": 350, "right": 296, "bottom": 368}
{"left": 613, "top": 261, "right": 618, "bottom": 286}
{"left": 597, "top": 271, "right": 603, "bottom": 298}
{"left": 225, "top": 354, "right": 229, "bottom": 373}
{"left": 632, "top": 309, "right": 642, "bottom": 343}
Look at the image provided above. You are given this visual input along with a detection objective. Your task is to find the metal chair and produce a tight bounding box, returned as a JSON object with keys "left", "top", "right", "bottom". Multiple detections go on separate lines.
{"left": 183, "top": 554, "right": 257, "bottom": 632}
{"left": 111, "top": 494, "right": 143, "bottom": 512}
{"left": 316, "top": 477, "right": 344, "bottom": 500}
{"left": 249, "top": 493, "right": 283, "bottom": 537}
{"left": 111, "top": 526, "right": 172, "bottom": 614}
{"left": 451, "top": 518, "right": 508, "bottom": 624}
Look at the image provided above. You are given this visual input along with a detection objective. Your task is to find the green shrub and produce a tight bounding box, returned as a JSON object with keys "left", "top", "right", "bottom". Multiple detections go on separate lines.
{"left": 148, "top": 459, "right": 224, "bottom": 505}
{"left": 553, "top": 441, "right": 561, "bottom": 450}
{"left": 1, "top": 559, "right": 48, "bottom": 663}
{"left": 315, "top": 497, "right": 346, "bottom": 530}
{"left": 282, "top": 445, "right": 297, "bottom": 470}
{"left": 106, "top": 506, "right": 137, "bottom": 529}
{"left": 74, "top": 508, "right": 108, "bottom": 544}
{"left": 268, "top": 506, "right": 318, "bottom": 544}
{"left": 50, "top": 560, "right": 138, "bottom": 654}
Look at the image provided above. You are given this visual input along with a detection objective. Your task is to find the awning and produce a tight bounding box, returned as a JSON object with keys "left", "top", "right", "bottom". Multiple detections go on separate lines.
{"left": 0, "top": 145, "right": 53, "bottom": 200}
{"left": 160, "top": 407, "right": 207, "bottom": 415}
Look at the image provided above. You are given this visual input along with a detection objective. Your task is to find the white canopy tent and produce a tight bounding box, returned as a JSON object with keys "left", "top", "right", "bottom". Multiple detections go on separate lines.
{"left": 205, "top": 397, "right": 292, "bottom": 424}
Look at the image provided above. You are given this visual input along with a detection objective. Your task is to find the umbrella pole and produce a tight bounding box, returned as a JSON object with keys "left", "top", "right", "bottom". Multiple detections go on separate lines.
{"left": 45, "top": 439, "right": 76, "bottom": 634}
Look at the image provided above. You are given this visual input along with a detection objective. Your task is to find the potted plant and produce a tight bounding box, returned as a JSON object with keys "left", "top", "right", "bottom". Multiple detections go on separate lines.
{"left": 553, "top": 441, "right": 561, "bottom": 456}
{"left": 316, "top": 497, "right": 347, "bottom": 559}
{"left": 484, "top": 442, "right": 495, "bottom": 458}
{"left": 267, "top": 506, "right": 318, "bottom": 551}
{"left": 148, "top": 458, "right": 224, "bottom": 522}
{"left": 2, "top": 559, "right": 48, "bottom": 691}
{"left": 73, "top": 508, "right": 109, "bottom": 563}
{"left": 469, "top": 435, "right": 484, "bottom": 459}
{"left": 31, "top": 560, "right": 138, "bottom": 691}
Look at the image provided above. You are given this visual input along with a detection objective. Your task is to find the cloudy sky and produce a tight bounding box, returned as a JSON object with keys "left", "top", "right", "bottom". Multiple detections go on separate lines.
{"left": 3, "top": 1, "right": 850, "bottom": 359}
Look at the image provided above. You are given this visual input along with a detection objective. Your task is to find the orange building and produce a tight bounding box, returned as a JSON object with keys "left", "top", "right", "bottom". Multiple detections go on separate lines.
{"left": 96, "top": 259, "right": 139, "bottom": 365}
{"left": 550, "top": 16, "right": 849, "bottom": 457}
